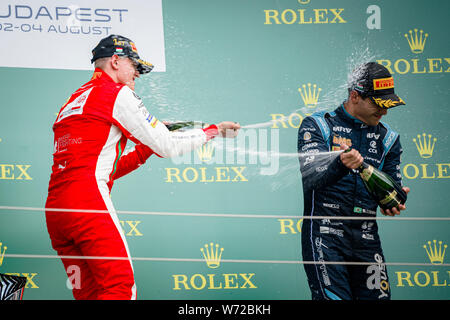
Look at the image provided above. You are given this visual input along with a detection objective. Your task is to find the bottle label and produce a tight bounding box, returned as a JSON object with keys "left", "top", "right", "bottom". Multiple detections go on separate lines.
{"left": 360, "top": 165, "right": 374, "bottom": 181}
{"left": 380, "top": 190, "right": 400, "bottom": 206}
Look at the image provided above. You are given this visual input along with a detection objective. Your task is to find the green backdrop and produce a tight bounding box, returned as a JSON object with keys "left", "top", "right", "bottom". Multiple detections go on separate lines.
{"left": 0, "top": 0, "right": 449, "bottom": 300}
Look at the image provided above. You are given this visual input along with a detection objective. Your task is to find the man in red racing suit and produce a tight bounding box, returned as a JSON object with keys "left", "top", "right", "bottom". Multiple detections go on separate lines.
{"left": 45, "top": 35, "right": 240, "bottom": 300}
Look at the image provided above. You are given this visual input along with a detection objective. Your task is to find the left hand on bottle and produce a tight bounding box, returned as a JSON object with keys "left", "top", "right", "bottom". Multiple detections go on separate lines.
{"left": 217, "top": 121, "right": 241, "bottom": 138}
{"left": 339, "top": 144, "right": 364, "bottom": 169}
{"left": 380, "top": 187, "right": 410, "bottom": 216}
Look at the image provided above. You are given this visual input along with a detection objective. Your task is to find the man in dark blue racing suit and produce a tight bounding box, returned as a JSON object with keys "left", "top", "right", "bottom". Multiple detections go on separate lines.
{"left": 298, "top": 62, "right": 410, "bottom": 300}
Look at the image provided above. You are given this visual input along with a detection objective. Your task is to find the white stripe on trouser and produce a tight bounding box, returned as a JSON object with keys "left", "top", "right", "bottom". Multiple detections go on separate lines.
{"left": 95, "top": 125, "right": 136, "bottom": 300}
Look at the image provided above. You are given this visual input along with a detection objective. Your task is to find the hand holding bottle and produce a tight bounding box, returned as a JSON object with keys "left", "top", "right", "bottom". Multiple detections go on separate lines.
{"left": 164, "top": 121, "right": 240, "bottom": 138}
{"left": 380, "top": 187, "right": 410, "bottom": 216}
{"left": 217, "top": 121, "right": 240, "bottom": 138}
{"left": 340, "top": 144, "right": 409, "bottom": 215}
{"left": 339, "top": 144, "right": 363, "bottom": 169}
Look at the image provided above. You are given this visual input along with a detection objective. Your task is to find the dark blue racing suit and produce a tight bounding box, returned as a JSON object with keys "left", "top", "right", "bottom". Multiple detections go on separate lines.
{"left": 298, "top": 104, "right": 403, "bottom": 300}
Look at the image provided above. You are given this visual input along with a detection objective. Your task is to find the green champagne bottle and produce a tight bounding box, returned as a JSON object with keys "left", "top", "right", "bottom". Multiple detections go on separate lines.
{"left": 358, "top": 161, "right": 407, "bottom": 211}
{"left": 165, "top": 121, "right": 210, "bottom": 132}
{"left": 344, "top": 148, "right": 407, "bottom": 210}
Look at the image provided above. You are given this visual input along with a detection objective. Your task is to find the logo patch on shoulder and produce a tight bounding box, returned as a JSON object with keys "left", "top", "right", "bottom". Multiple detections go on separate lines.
{"left": 56, "top": 88, "right": 93, "bottom": 123}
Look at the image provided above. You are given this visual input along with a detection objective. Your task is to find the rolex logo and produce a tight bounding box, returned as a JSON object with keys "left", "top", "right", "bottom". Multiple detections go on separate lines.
{"left": 404, "top": 28, "right": 428, "bottom": 54}
{"left": 196, "top": 142, "right": 215, "bottom": 162}
{"left": 423, "top": 240, "right": 447, "bottom": 265}
{"left": 413, "top": 133, "right": 437, "bottom": 159}
{"left": 298, "top": 83, "right": 321, "bottom": 109}
{"left": 200, "top": 243, "right": 224, "bottom": 269}
{"left": 0, "top": 242, "right": 7, "bottom": 266}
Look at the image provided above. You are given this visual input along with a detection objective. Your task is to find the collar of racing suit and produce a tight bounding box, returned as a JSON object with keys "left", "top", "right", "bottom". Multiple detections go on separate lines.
{"left": 90, "top": 68, "right": 116, "bottom": 84}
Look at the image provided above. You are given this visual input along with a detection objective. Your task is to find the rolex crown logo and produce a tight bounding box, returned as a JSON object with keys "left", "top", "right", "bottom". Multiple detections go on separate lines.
{"left": 0, "top": 242, "right": 7, "bottom": 266}
{"left": 196, "top": 142, "right": 215, "bottom": 162}
{"left": 298, "top": 83, "right": 321, "bottom": 109}
{"left": 423, "top": 240, "right": 447, "bottom": 265}
{"left": 404, "top": 28, "right": 428, "bottom": 54}
{"left": 413, "top": 133, "right": 436, "bottom": 159}
{"left": 200, "top": 243, "right": 224, "bottom": 269}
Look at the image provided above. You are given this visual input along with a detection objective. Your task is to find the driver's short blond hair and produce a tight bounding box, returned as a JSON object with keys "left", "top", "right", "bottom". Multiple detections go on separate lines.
{"left": 94, "top": 57, "right": 110, "bottom": 69}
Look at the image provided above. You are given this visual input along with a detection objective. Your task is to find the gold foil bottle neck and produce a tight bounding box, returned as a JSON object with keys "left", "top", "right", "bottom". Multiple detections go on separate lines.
{"left": 360, "top": 164, "right": 374, "bottom": 181}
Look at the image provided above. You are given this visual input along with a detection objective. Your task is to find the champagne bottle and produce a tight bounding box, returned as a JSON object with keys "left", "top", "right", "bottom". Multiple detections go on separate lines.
{"left": 345, "top": 149, "right": 407, "bottom": 210}
{"left": 165, "top": 121, "right": 209, "bottom": 132}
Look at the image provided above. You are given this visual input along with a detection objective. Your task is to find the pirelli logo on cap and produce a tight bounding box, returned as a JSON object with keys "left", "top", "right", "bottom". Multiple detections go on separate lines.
{"left": 373, "top": 77, "right": 394, "bottom": 90}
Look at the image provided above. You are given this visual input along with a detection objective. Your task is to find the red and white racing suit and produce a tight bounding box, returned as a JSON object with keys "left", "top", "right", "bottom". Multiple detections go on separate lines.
{"left": 45, "top": 69, "right": 218, "bottom": 300}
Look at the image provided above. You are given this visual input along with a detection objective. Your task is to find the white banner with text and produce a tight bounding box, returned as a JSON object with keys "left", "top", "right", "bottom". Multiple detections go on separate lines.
{"left": 0, "top": 0, "right": 166, "bottom": 71}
